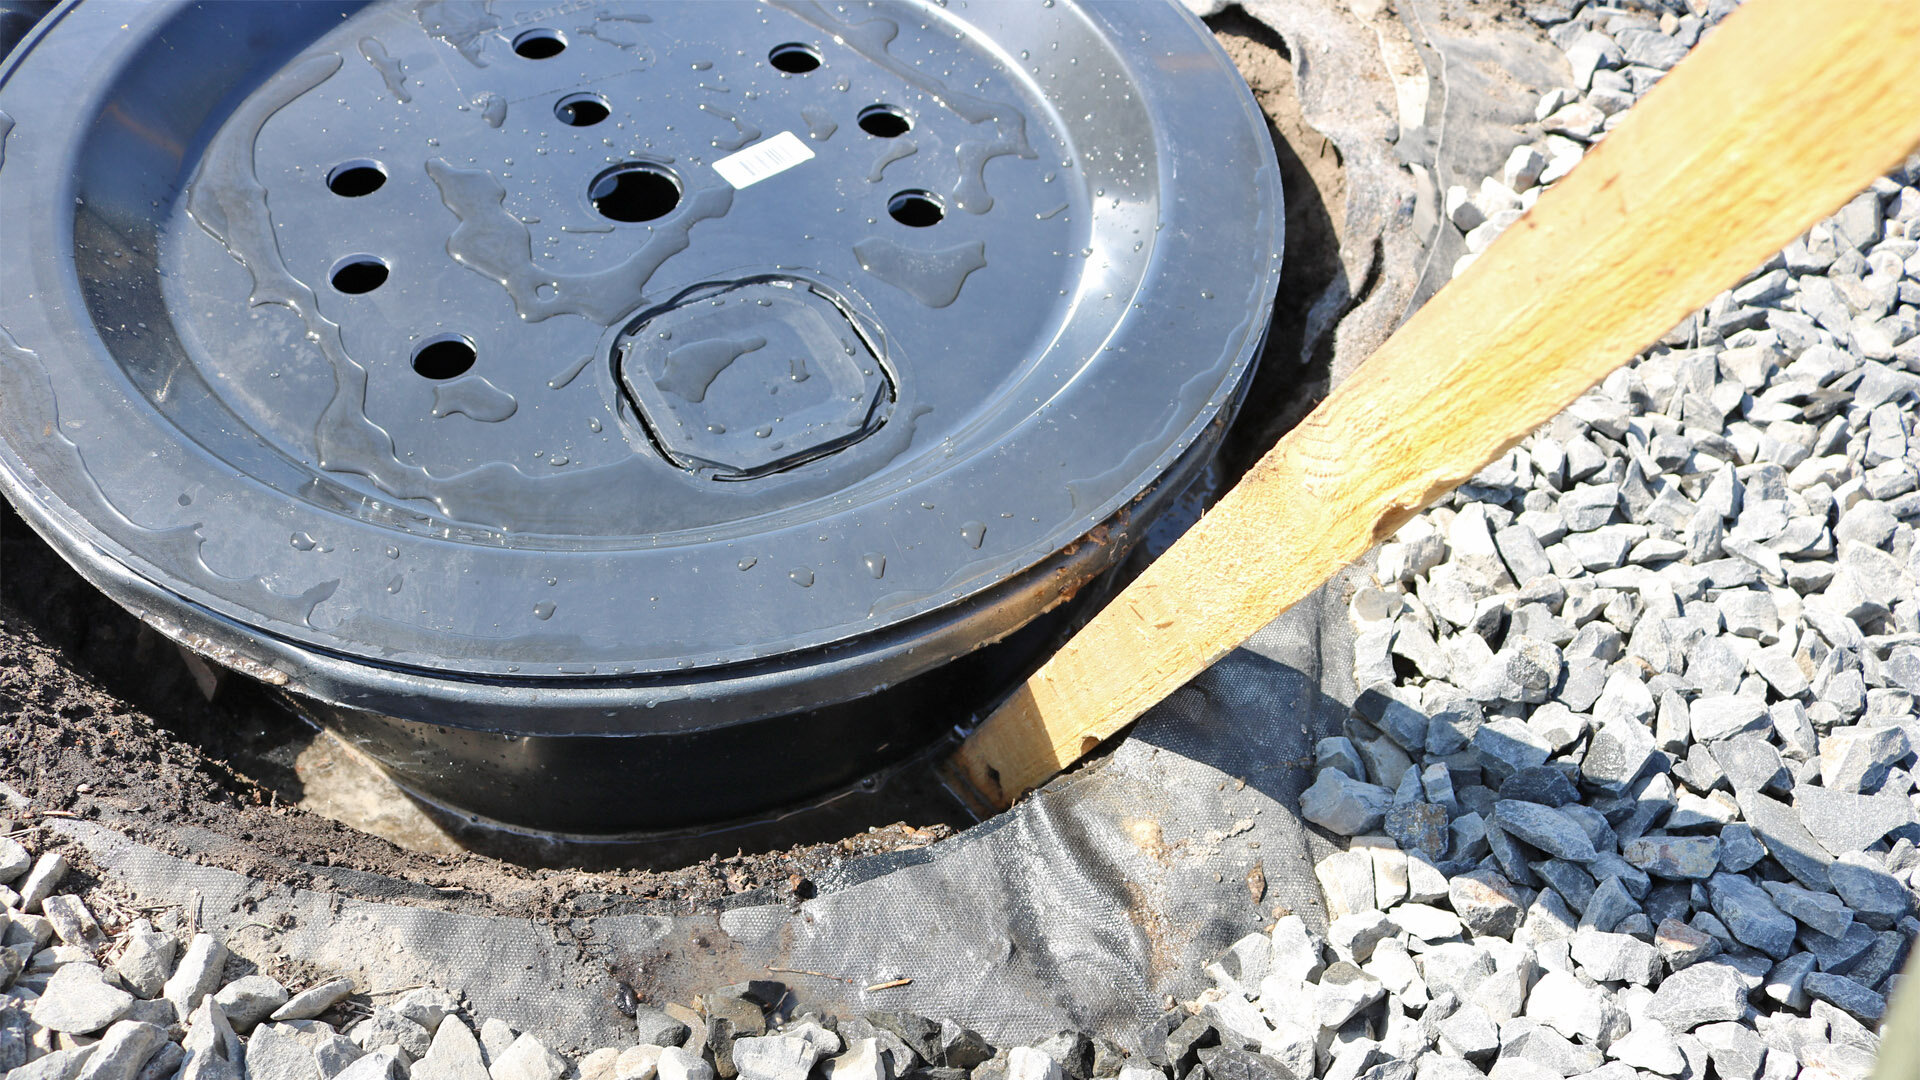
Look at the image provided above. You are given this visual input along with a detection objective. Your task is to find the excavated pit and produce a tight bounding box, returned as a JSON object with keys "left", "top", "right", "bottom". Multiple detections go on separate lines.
{"left": 0, "top": 13, "right": 1345, "bottom": 881}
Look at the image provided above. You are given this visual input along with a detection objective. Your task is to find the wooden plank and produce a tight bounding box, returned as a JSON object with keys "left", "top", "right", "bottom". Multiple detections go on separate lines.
{"left": 945, "top": 0, "right": 1920, "bottom": 813}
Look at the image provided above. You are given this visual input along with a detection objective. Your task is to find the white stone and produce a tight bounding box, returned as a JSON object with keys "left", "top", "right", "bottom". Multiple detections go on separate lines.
{"left": 1005, "top": 1048, "right": 1064, "bottom": 1080}
{"left": 491, "top": 1035, "right": 567, "bottom": 1080}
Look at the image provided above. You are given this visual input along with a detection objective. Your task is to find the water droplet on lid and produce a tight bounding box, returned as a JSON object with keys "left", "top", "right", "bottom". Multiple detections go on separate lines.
{"left": 177, "top": 492, "right": 192, "bottom": 506}
{"left": 384, "top": 546, "right": 400, "bottom": 559}
{"left": 386, "top": 575, "right": 404, "bottom": 594}
{"left": 738, "top": 557, "right": 758, "bottom": 571}
{"left": 290, "top": 532, "right": 317, "bottom": 551}
{"left": 862, "top": 552, "right": 887, "bottom": 579}
{"left": 961, "top": 521, "right": 986, "bottom": 549}
{"left": 588, "top": 417, "right": 603, "bottom": 432}
{"left": 789, "top": 566, "right": 815, "bottom": 587}
{"left": 533, "top": 601, "right": 557, "bottom": 620}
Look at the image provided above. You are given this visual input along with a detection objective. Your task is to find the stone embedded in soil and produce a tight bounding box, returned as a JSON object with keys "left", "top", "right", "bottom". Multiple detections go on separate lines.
{"left": 137, "top": 1043, "right": 186, "bottom": 1080}
{"left": 246, "top": 1023, "right": 325, "bottom": 1080}
{"left": 333, "top": 1048, "right": 408, "bottom": 1080}
{"left": 492, "top": 1034, "right": 569, "bottom": 1080}
{"left": 613, "top": 1045, "right": 665, "bottom": 1080}
{"left": 112, "top": 921, "right": 179, "bottom": 1001}
{"left": 282, "top": 1018, "right": 362, "bottom": 1077}
{"left": 17, "top": 851, "right": 69, "bottom": 913}
{"left": 0, "top": 836, "right": 31, "bottom": 884}
{"left": 414, "top": 1017, "right": 490, "bottom": 1080}
{"left": 634, "top": 1007, "right": 692, "bottom": 1049}
{"left": 481, "top": 1020, "right": 519, "bottom": 1065}
{"left": 271, "top": 978, "right": 356, "bottom": 1024}
{"left": 163, "top": 935, "right": 230, "bottom": 1017}
{"left": 32, "top": 963, "right": 137, "bottom": 1034}
{"left": 386, "top": 988, "right": 455, "bottom": 1034}
{"left": 826, "top": 1040, "right": 886, "bottom": 1080}
{"left": 212, "top": 975, "right": 289, "bottom": 1034}
{"left": 39, "top": 895, "right": 106, "bottom": 951}
{"left": 657, "top": 1047, "right": 718, "bottom": 1080}
{"left": 74, "top": 1020, "right": 170, "bottom": 1080}
{"left": 356, "top": 1009, "right": 433, "bottom": 1060}
{"left": 1006, "top": 1048, "right": 1064, "bottom": 1080}
{"left": 180, "top": 1001, "right": 244, "bottom": 1080}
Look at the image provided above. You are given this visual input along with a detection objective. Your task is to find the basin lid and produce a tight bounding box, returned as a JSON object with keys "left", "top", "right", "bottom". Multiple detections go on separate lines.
{"left": 0, "top": 0, "right": 1282, "bottom": 677}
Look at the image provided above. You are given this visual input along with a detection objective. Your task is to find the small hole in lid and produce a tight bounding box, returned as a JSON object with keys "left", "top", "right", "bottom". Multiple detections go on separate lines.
{"left": 554, "top": 93, "right": 611, "bottom": 127}
{"left": 327, "top": 160, "right": 387, "bottom": 197}
{"left": 590, "top": 163, "right": 682, "bottom": 223}
{"left": 768, "top": 43, "right": 823, "bottom": 73}
{"left": 858, "top": 104, "right": 912, "bottom": 138}
{"left": 330, "top": 256, "right": 389, "bottom": 295}
{"left": 513, "top": 29, "right": 567, "bottom": 59}
{"left": 412, "top": 335, "right": 477, "bottom": 380}
{"left": 887, "top": 189, "right": 944, "bottom": 227}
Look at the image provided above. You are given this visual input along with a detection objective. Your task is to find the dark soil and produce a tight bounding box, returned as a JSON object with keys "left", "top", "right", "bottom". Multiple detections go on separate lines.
{"left": 0, "top": 504, "right": 950, "bottom": 919}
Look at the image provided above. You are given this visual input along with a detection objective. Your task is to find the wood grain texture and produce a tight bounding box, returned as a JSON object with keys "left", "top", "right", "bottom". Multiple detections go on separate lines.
{"left": 946, "top": 0, "right": 1920, "bottom": 812}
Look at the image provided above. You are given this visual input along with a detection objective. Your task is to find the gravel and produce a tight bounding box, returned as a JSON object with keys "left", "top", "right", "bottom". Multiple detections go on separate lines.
{"left": 1279, "top": 6, "right": 1920, "bottom": 1080}
{"left": 0, "top": 821, "right": 1191, "bottom": 1080}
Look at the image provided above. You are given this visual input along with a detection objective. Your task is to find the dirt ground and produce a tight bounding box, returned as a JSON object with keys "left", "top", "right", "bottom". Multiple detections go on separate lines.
{"left": 0, "top": 537, "right": 954, "bottom": 918}
{"left": 0, "top": 24, "right": 1344, "bottom": 916}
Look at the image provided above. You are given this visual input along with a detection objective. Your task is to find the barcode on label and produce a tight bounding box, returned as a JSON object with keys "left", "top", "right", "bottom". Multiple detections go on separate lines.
{"left": 712, "top": 131, "right": 815, "bottom": 189}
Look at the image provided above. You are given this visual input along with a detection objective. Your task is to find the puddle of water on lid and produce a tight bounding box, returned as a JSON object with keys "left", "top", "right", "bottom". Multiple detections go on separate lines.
{"left": 851, "top": 238, "right": 987, "bottom": 309}
{"left": 800, "top": 106, "right": 838, "bottom": 142}
{"left": 697, "top": 103, "right": 761, "bottom": 151}
{"left": 866, "top": 139, "right": 917, "bottom": 184}
{"left": 659, "top": 336, "right": 767, "bottom": 403}
{"left": 357, "top": 38, "right": 411, "bottom": 104}
{"left": 770, "top": 1, "right": 1038, "bottom": 214}
{"left": 426, "top": 157, "right": 734, "bottom": 325}
{"left": 430, "top": 375, "right": 519, "bottom": 422}
{"left": 416, "top": 0, "right": 498, "bottom": 67}
{"left": 478, "top": 92, "right": 507, "bottom": 128}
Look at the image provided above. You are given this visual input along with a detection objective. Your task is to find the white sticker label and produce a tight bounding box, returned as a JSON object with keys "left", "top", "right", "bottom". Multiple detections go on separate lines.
{"left": 712, "top": 131, "right": 815, "bottom": 189}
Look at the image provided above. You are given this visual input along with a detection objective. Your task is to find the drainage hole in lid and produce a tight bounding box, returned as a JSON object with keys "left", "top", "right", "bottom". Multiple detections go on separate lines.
{"left": 858, "top": 104, "right": 912, "bottom": 138}
{"left": 330, "top": 256, "right": 389, "bottom": 295}
{"left": 326, "top": 160, "right": 387, "bottom": 197}
{"left": 768, "top": 42, "right": 823, "bottom": 73}
{"left": 887, "top": 190, "right": 944, "bottom": 227}
{"left": 513, "top": 28, "right": 567, "bottom": 59}
{"left": 590, "top": 163, "right": 682, "bottom": 223}
{"left": 412, "top": 335, "right": 477, "bottom": 380}
{"left": 554, "top": 93, "right": 611, "bottom": 127}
